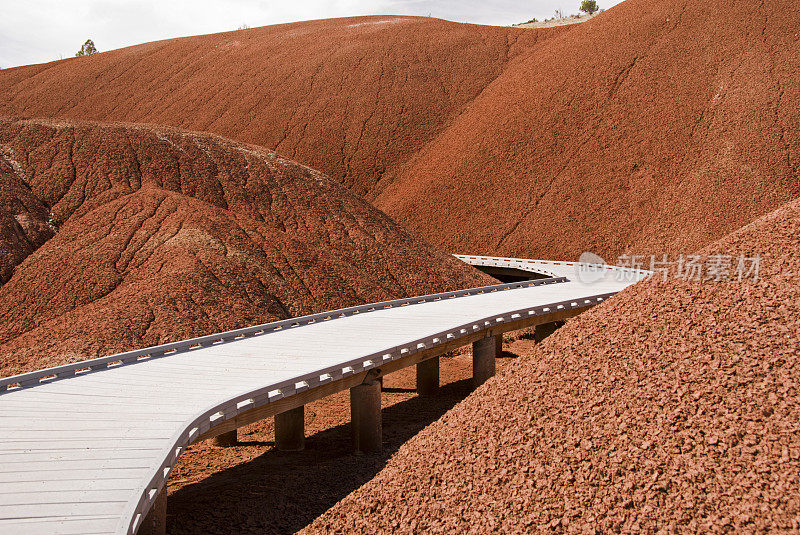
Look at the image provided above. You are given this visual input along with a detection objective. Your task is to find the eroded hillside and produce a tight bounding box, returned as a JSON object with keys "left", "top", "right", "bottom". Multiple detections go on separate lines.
{"left": 0, "top": 118, "right": 495, "bottom": 376}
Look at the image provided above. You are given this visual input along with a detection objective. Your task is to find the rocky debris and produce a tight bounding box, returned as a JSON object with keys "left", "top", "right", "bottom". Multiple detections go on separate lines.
{"left": 0, "top": 118, "right": 494, "bottom": 376}
{"left": 305, "top": 198, "right": 800, "bottom": 532}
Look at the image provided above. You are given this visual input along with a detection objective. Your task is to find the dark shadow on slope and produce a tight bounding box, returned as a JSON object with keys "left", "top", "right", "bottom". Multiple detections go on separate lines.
{"left": 166, "top": 377, "right": 475, "bottom": 534}
{"left": 381, "top": 386, "right": 417, "bottom": 393}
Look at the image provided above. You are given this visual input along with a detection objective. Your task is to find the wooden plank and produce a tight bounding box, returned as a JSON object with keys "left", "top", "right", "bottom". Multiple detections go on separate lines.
{"left": 0, "top": 418, "right": 185, "bottom": 430}
{"left": 0, "top": 438, "right": 171, "bottom": 452}
{"left": 0, "top": 516, "right": 118, "bottom": 535}
{"left": 2, "top": 389, "right": 210, "bottom": 403}
{"left": 2, "top": 390, "right": 231, "bottom": 409}
{"left": 0, "top": 478, "right": 141, "bottom": 494}
{"left": 0, "top": 449, "right": 164, "bottom": 463}
{"left": 0, "top": 467, "right": 151, "bottom": 484}
{"left": 17, "top": 380, "right": 236, "bottom": 397}
{"left": 0, "top": 458, "right": 155, "bottom": 473}
{"left": 0, "top": 398, "right": 194, "bottom": 413}
{"left": 0, "top": 453, "right": 156, "bottom": 474}
{"left": 0, "top": 501, "right": 128, "bottom": 518}
{"left": 0, "top": 488, "right": 133, "bottom": 506}
{"left": 0, "top": 409, "right": 193, "bottom": 420}
{"left": 1, "top": 428, "right": 174, "bottom": 441}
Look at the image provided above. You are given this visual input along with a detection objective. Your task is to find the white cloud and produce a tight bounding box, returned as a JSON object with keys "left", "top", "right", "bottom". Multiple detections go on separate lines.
{"left": 0, "top": 0, "right": 625, "bottom": 69}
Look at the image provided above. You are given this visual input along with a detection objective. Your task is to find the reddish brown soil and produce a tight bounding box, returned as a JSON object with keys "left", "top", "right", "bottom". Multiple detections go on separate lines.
{"left": 377, "top": 0, "right": 800, "bottom": 260}
{"left": 305, "top": 199, "right": 800, "bottom": 533}
{"left": 0, "top": 16, "right": 560, "bottom": 197}
{"left": 1, "top": 4, "right": 798, "bottom": 261}
{"left": 0, "top": 117, "right": 495, "bottom": 376}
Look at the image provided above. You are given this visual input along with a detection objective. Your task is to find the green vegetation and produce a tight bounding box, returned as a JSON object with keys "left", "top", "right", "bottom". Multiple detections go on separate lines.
{"left": 580, "top": 0, "right": 600, "bottom": 14}
{"left": 75, "top": 39, "right": 97, "bottom": 57}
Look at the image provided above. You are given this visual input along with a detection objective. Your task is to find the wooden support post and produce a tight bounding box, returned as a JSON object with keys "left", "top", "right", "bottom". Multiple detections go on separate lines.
{"left": 416, "top": 356, "right": 439, "bottom": 396}
{"left": 211, "top": 429, "right": 237, "bottom": 447}
{"left": 350, "top": 379, "right": 382, "bottom": 453}
{"left": 138, "top": 489, "right": 166, "bottom": 535}
{"left": 275, "top": 405, "right": 305, "bottom": 451}
{"left": 473, "top": 335, "right": 498, "bottom": 388}
{"left": 496, "top": 333, "right": 503, "bottom": 356}
{"left": 535, "top": 321, "right": 561, "bottom": 343}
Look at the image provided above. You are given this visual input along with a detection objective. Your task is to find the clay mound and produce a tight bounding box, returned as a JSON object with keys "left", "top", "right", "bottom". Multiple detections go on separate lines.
{"left": 0, "top": 16, "right": 560, "bottom": 197}
{"left": 2, "top": 4, "right": 799, "bottom": 261}
{"left": 305, "top": 197, "right": 800, "bottom": 533}
{"left": 0, "top": 117, "right": 495, "bottom": 377}
{"left": 376, "top": 0, "right": 800, "bottom": 260}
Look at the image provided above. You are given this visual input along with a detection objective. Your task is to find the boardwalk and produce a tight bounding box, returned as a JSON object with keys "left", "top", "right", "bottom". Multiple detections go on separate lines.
{"left": 0, "top": 257, "right": 649, "bottom": 534}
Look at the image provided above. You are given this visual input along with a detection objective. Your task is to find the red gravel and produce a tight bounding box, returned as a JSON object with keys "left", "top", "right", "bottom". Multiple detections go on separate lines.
{"left": 0, "top": 117, "right": 494, "bottom": 376}
{"left": 304, "top": 199, "right": 800, "bottom": 533}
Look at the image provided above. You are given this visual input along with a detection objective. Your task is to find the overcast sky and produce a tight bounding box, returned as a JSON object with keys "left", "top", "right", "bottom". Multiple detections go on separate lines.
{"left": 1, "top": 0, "right": 625, "bottom": 69}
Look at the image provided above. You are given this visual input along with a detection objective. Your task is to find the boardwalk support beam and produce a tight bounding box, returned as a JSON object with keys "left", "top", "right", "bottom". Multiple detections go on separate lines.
{"left": 473, "top": 335, "right": 499, "bottom": 387}
{"left": 275, "top": 405, "right": 305, "bottom": 451}
{"left": 416, "top": 356, "right": 439, "bottom": 396}
{"left": 350, "top": 378, "right": 382, "bottom": 453}
{"left": 138, "top": 489, "right": 166, "bottom": 535}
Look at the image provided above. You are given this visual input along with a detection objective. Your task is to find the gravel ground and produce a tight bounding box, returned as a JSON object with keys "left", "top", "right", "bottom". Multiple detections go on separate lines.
{"left": 305, "top": 199, "right": 800, "bottom": 533}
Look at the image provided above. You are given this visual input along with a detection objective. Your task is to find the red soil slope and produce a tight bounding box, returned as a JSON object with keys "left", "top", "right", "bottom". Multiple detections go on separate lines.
{"left": 1, "top": 3, "right": 798, "bottom": 262}
{"left": 0, "top": 16, "right": 559, "bottom": 197}
{"left": 377, "top": 0, "right": 800, "bottom": 260}
{"left": 0, "top": 117, "right": 494, "bottom": 377}
{"left": 306, "top": 197, "right": 800, "bottom": 532}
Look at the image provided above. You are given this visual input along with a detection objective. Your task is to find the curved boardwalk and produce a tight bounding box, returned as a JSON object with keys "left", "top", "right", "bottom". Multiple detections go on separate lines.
{"left": 0, "top": 257, "right": 649, "bottom": 534}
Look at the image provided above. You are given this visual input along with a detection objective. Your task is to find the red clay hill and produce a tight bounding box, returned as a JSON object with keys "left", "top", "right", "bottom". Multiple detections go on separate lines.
{"left": 305, "top": 196, "right": 800, "bottom": 533}
{"left": 1, "top": 2, "right": 798, "bottom": 262}
{"left": 0, "top": 117, "right": 494, "bottom": 377}
{"left": 0, "top": 16, "right": 560, "bottom": 197}
{"left": 377, "top": 0, "right": 800, "bottom": 261}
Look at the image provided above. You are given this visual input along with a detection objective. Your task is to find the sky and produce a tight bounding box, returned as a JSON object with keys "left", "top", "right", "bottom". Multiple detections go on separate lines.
{"left": 0, "top": 0, "right": 625, "bottom": 69}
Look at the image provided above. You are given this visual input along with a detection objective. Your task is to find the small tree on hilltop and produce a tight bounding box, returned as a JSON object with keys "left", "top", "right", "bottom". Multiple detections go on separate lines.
{"left": 580, "top": 0, "right": 600, "bottom": 14}
{"left": 75, "top": 39, "right": 98, "bottom": 57}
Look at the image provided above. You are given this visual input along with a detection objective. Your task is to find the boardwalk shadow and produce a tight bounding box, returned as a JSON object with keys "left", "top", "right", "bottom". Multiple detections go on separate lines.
{"left": 166, "top": 377, "right": 474, "bottom": 534}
